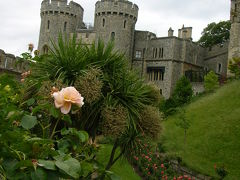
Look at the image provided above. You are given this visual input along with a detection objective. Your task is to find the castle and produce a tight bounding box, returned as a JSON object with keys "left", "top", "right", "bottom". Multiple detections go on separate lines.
{"left": 0, "top": 0, "right": 238, "bottom": 98}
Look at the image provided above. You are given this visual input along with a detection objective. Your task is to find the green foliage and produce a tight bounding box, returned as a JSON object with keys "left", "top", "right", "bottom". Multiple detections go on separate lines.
{"left": 0, "top": 74, "right": 117, "bottom": 179}
{"left": 172, "top": 76, "right": 193, "bottom": 106}
{"left": 198, "top": 21, "right": 231, "bottom": 48}
{"left": 20, "top": 115, "right": 38, "bottom": 130}
{"left": 228, "top": 57, "right": 240, "bottom": 79}
{"left": 159, "top": 98, "right": 177, "bottom": 117}
{"left": 204, "top": 71, "right": 219, "bottom": 92}
{"left": 215, "top": 165, "right": 228, "bottom": 179}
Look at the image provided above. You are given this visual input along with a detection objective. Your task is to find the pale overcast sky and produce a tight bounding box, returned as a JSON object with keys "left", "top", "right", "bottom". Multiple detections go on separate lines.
{"left": 0, "top": 0, "right": 230, "bottom": 56}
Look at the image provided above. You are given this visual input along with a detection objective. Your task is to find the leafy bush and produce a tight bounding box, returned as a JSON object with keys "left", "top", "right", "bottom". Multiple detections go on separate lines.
{"left": 0, "top": 74, "right": 104, "bottom": 179}
{"left": 204, "top": 71, "right": 219, "bottom": 92}
{"left": 159, "top": 98, "right": 177, "bottom": 117}
{"left": 172, "top": 76, "right": 193, "bottom": 106}
{"left": 228, "top": 57, "right": 240, "bottom": 79}
{"left": 215, "top": 164, "right": 228, "bottom": 179}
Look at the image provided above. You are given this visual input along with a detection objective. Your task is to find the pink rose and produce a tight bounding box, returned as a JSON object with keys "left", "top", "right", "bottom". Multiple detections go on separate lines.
{"left": 53, "top": 87, "right": 84, "bottom": 114}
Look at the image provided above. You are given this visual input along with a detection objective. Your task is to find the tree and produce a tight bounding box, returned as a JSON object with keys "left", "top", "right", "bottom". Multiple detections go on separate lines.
{"left": 198, "top": 21, "right": 231, "bottom": 48}
{"left": 172, "top": 76, "right": 193, "bottom": 106}
{"left": 228, "top": 57, "right": 240, "bottom": 79}
{"left": 204, "top": 71, "right": 219, "bottom": 92}
{"left": 176, "top": 109, "right": 190, "bottom": 148}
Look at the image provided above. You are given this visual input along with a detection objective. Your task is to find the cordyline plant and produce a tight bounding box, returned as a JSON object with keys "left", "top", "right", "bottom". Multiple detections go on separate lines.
{"left": 30, "top": 34, "right": 162, "bottom": 177}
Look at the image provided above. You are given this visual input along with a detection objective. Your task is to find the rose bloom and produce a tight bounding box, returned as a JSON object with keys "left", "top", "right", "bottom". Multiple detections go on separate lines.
{"left": 53, "top": 87, "right": 84, "bottom": 114}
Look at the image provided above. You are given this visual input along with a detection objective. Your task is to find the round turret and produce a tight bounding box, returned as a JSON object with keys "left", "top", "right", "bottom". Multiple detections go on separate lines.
{"left": 38, "top": 0, "right": 84, "bottom": 54}
{"left": 94, "top": 0, "right": 138, "bottom": 60}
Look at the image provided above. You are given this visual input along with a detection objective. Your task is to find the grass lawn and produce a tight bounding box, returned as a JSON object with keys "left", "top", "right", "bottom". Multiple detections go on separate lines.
{"left": 96, "top": 144, "right": 141, "bottom": 180}
{"left": 161, "top": 80, "right": 240, "bottom": 180}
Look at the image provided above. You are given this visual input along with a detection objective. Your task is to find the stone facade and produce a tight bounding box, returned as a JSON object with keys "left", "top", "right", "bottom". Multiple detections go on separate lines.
{"left": 0, "top": 49, "right": 29, "bottom": 78}
{"left": 35, "top": 0, "right": 234, "bottom": 98}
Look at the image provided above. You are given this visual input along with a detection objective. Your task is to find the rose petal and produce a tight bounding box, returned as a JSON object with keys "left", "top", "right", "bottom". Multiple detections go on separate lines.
{"left": 75, "top": 97, "right": 84, "bottom": 107}
{"left": 60, "top": 102, "right": 71, "bottom": 114}
{"left": 62, "top": 87, "right": 81, "bottom": 102}
{"left": 53, "top": 92, "right": 64, "bottom": 108}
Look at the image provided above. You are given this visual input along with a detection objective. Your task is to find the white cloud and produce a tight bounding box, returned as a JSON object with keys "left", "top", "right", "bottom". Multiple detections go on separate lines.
{"left": 0, "top": 0, "right": 230, "bottom": 56}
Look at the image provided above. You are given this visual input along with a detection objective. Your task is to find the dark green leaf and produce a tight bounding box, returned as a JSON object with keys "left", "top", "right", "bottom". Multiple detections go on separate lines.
{"left": 31, "top": 168, "right": 47, "bottom": 180}
{"left": 27, "top": 98, "right": 35, "bottom": 106}
{"left": 77, "top": 131, "right": 89, "bottom": 142}
{"left": 50, "top": 106, "right": 60, "bottom": 118}
{"left": 55, "top": 158, "right": 81, "bottom": 179}
{"left": 20, "top": 115, "right": 37, "bottom": 130}
{"left": 38, "top": 160, "right": 56, "bottom": 170}
{"left": 61, "top": 115, "right": 72, "bottom": 125}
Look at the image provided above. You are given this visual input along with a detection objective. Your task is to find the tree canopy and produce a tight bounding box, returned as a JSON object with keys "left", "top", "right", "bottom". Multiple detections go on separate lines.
{"left": 198, "top": 21, "right": 231, "bottom": 48}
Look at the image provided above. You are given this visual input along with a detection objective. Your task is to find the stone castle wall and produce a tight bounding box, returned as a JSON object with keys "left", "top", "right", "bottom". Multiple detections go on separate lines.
{"left": 0, "top": 49, "right": 29, "bottom": 76}
{"left": 204, "top": 42, "right": 229, "bottom": 76}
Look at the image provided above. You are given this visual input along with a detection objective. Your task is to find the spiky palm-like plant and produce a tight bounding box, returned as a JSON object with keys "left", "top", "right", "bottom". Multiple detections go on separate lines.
{"left": 31, "top": 34, "right": 162, "bottom": 173}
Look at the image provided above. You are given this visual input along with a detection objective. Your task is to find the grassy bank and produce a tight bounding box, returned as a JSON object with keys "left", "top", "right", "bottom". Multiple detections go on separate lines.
{"left": 96, "top": 144, "right": 141, "bottom": 180}
{"left": 161, "top": 80, "right": 240, "bottom": 179}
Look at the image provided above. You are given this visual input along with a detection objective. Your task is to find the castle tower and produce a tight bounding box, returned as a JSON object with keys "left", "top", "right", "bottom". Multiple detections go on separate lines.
{"left": 94, "top": 0, "right": 138, "bottom": 61}
{"left": 38, "top": 0, "right": 84, "bottom": 54}
{"left": 228, "top": 0, "right": 240, "bottom": 75}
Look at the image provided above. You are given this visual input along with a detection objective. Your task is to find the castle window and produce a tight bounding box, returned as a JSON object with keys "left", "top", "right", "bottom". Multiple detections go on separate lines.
{"left": 43, "top": 45, "right": 49, "bottom": 54}
{"left": 152, "top": 48, "right": 158, "bottom": 58}
{"left": 217, "top": 63, "right": 222, "bottom": 73}
{"left": 4, "top": 58, "right": 8, "bottom": 68}
{"left": 160, "top": 89, "right": 163, "bottom": 95}
{"left": 135, "top": 50, "right": 142, "bottom": 59}
{"left": 102, "top": 18, "right": 105, "bottom": 27}
{"left": 86, "top": 33, "right": 89, "bottom": 38}
{"left": 147, "top": 67, "right": 165, "bottom": 81}
{"left": 47, "top": 20, "right": 50, "bottom": 30}
{"left": 111, "top": 32, "right": 115, "bottom": 41}
{"left": 64, "top": 22, "right": 67, "bottom": 31}
{"left": 124, "top": 20, "right": 127, "bottom": 28}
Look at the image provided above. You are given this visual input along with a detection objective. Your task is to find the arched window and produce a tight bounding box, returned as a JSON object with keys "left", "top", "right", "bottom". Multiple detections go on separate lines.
{"left": 47, "top": 20, "right": 50, "bottom": 30}
{"left": 111, "top": 32, "right": 115, "bottom": 41}
{"left": 42, "top": 45, "right": 49, "bottom": 54}
{"left": 102, "top": 18, "right": 105, "bottom": 27}
{"left": 124, "top": 20, "right": 126, "bottom": 28}
{"left": 64, "top": 22, "right": 67, "bottom": 31}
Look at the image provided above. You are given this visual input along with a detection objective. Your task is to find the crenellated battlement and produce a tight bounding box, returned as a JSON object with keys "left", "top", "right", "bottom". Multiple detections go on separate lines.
{"left": 40, "top": 0, "right": 84, "bottom": 17}
{"left": 95, "top": 0, "right": 138, "bottom": 21}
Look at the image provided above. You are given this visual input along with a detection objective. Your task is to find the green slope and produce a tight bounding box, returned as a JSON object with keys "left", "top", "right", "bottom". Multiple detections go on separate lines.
{"left": 161, "top": 80, "right": 240, "bottom": 179}
{"left": 96, "top": 144, "right": 141, "bottom": 180}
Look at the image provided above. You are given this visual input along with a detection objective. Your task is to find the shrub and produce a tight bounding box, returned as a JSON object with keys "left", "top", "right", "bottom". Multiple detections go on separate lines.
{"left": 228, "top": 57, "right": 240, "bottom": 79}
{"left": 172, "top": 76, "right": 193, "bottom": 106}
{"left": 204, "top": 71, "right": 219, "bottom": 92}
